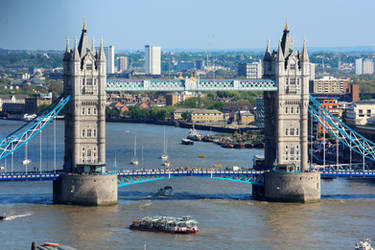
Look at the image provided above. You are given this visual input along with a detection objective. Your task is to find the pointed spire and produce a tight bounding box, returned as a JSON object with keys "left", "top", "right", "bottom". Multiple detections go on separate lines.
{"left": 284, "top": 17, "right": 288, "bottom": 31}
{"left": 99, "top": 38, "right": 106, "bottom": 61}
{"left": 65, "top": 37, "right": 70, "bottom": 53}
{"left": 302, "top": 40, "right": 309, "bottom": 61}
{"left": 264, "top": 39, "right": 272, "bottom": 61}
{"left": 78, "top": 18, "right": 90, "bottom": 57}
{"left": 277, "top": 40, "right": 284, "bottom": 62}
{"left": 83, "top": 17, "right": 86, "bottom": 31}
{"left": 72, "top": 39, "right": 80, "bottom": 61}
{"left": 91, "top": 38, "right": 96, "bottom": 54}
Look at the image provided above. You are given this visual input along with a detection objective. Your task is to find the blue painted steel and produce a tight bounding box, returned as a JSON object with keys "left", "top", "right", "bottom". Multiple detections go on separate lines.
{"left": 310, "top": 94, "right": 375, "bottom": 146}
{"left": 308, "top": 99, "right": 375, "bottom": 162}
{"left": 0, "top": 95, "right": 70, "bottom": 160}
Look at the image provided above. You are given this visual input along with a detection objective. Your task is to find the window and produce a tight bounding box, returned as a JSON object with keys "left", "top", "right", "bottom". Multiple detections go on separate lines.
{"left": 88, "top": 108, "right": 91, "bottom": 115}
{"left": 87, "top": 78, "right": 93, "bottom": 85}
{"left": 285, "top": 128, "right": 289, "bottom": 136}
{"left": 93, "top": 129, "right": 96, "bottom": 137}
{"left": 290, "top": 128, "right": 295, "bottom": 136}
{"left": 82, "top": 108, "right": 85, "bottom": 115}
{"left": 82, "top": 129, "right": 85, "bottom": 137}
{"left": 296, "top": 128, "right": 299, "bottom": 135}
{"left": 87, "top": 129, "right": 91, "bottom": 137}
{"left": 86, "top": 64, "right": 93, "bottom": 70}
{"left": 285, "top": 107, "right": 288, "bottom": 114}
{"left": 87, "top": 149, "right": 91, "bottom": 157}
{"left": 291, "top": 107, "right": 294, "bottom": 114}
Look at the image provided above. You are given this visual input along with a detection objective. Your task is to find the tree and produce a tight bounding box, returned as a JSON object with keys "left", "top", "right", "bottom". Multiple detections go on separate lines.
{"left": 181, "top": 111, "right": 189, "bottom": 120}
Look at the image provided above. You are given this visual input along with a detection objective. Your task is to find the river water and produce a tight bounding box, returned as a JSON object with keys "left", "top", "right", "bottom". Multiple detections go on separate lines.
{"left": 0, "top": 120, "right": 374, "bottom": 249}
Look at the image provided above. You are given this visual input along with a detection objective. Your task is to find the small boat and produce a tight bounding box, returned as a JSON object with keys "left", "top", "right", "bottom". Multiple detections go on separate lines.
{"left": 198, "top": 155, "right": 206, "bottom": 158}
{"left": 0, "top": 215, "right": 6, "bottom": 221}
{"left": 155, "top": 186, "right": 173, "bottom": 197}
{"left": 130, "top": 216, "right": 199, "bottom": 234}
{"left": 163, "top": 160, "right": 171, "bottom": 168}
{"left": 31, "top": 241, "right": 77, "bottom": 250}
{"left": 355, "top": 239, "right": 373, "bottom": 250}
{"left": 181, "top": 138, "right": 194, "bottom": 145}
{"left": 160, "top": 129, "right": 168, "bottom": 161}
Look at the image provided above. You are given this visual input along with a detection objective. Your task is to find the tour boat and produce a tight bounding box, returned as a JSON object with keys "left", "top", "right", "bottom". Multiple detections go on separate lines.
{"left": 0, "top": 215, "right": 6, "bottom": 221}
{"left": 129, "top": 216, "right": 199, "bottom": 234}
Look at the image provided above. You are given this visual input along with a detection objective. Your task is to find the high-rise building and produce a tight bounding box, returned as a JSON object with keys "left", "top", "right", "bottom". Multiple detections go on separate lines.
{"left": 363, "top": 59, "right": 374, "bottom": 75}
{"left": 238, "top": 60, "right": 262, "bottom": 79}
{"left": 309, "top": 63, "right": 315, "bottom": 80}
{"left": 355, "top": 58, "right": 363, "bottom": 75}
{"left": 104, "top": 45, "right": 115, "bottom": 74}
{"left": 195, "top": 60, "right": 205, "bottom": 70}
{"left": 117, "top": 56, "right": 128, "bottom": 72}
{"left": 145, "top": 45, "right": 161, "bottom": 75}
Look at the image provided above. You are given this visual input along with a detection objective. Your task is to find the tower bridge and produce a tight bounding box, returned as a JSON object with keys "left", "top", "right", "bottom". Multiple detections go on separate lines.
{"left": 2, "top": 21, "right": 375, "bottom": 205}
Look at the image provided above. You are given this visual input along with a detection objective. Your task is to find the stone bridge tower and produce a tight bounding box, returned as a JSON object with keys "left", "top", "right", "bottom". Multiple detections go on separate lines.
{"left": 63, "top": 21, "right": 106, "bottom": 174}
{"left": 253, "top": 24, "right": 321, "bottom": 202}
{"left": 53, "top": 21, "right": 117, "bottom": 206}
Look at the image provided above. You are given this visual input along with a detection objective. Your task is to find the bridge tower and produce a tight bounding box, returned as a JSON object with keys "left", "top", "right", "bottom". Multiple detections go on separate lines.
{"left": 253, "top": 23, "right": 320, "bottom": 202}
{"left": 53, "top": 21, "right": 117, "bottom": 206}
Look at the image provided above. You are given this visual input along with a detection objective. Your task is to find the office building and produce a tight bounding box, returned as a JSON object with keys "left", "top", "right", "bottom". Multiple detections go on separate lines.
{"left": 145, "top": 45, "right": 161, "bottom": 75}
{"left": 238, "top": 60, "right": 262, "bottom": 79}
{"left": 104, "top": 45, "right": 115, "bottom": 74}
{"left": 311, "top": 76, "right": 349, "bottom": 95}
{"left": 117, "top": 56, "right": 128, "bottom": 72}
{"left": 355, "top": 58, "right": 363, "bottom": 75}
{"left": 363, "top": 59, "right": 374, "bottom": 75}
{"left": 346, "top": 100, "right": 375, "bottom": 126}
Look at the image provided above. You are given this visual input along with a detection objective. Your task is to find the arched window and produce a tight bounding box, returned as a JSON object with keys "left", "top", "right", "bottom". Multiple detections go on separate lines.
{"left": 87, "top": 149, "right": 91, "bottom": 157}
{"left": 87, "top": 129, "right": 91, "bottom": 137}
{"left": 82, "top": 129, "right": 85, "bottom": 137}
{"left": 285, "top": 128, "right": 289, "bottom": 136}
{"left": 88, "top": 108, "right": 91, "bottom": 115}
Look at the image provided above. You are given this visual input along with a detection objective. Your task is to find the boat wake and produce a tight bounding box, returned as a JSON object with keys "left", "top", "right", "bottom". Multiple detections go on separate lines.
{"left": 4, "top": 212, "right": 32, "bottom": 221}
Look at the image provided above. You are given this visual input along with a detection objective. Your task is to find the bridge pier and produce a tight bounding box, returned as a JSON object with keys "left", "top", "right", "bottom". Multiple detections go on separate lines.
{"left": 53, "top": 174, "right": 118, "bottom": 206}
{"left": 252, "top": 171, "right": 320, "bottom": 202}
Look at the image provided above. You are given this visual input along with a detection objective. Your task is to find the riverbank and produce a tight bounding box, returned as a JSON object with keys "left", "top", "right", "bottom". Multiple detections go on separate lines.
{"left": 107, "top": 118, "right": 261, "bottom": 134}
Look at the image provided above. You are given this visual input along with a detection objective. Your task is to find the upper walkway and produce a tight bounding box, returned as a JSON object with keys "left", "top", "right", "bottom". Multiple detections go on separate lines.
{"left": 106, "top": 79, "right": 277, "bottom": 92}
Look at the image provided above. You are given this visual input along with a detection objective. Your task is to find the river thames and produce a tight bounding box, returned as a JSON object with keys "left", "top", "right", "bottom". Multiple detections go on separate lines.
{"left": 0, "top": 120, "right": 374, "bottom": 249}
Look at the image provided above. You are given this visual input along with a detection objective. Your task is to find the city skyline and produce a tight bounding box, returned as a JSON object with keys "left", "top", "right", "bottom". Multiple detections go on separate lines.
{"left": 1, "top": 0, "right": 375, "bottom": 51}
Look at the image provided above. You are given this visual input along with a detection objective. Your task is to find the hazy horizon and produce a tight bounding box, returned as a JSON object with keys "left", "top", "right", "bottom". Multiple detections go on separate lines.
{"left": 1, "top": 0, "right": 375, "bottom": 51}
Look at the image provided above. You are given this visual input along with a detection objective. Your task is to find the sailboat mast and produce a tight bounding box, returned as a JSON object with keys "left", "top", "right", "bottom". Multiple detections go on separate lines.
{"left": 134, "top": 135, "right": 137, "bottom": 158}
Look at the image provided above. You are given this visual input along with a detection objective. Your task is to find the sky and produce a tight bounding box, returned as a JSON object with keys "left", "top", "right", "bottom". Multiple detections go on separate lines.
{"left": 0, "top": 0, "right": 375, "bottom": 51}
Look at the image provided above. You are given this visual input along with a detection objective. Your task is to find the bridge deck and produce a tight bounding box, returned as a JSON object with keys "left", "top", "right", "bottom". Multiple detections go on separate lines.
{"left": 1, "top": 169, "right": 375, "bottom": 182}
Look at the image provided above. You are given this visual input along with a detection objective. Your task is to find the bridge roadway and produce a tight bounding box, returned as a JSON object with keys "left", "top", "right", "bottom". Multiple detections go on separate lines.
{"left": 1, "top": 169, "right": 375, "bottom": 185}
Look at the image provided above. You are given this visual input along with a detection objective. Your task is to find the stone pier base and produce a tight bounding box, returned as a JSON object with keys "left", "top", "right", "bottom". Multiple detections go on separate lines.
{"left": 53, "top": 174, "right": 118, "bottom": 206}
{"left": 253, "top": 171, "right": 321, "bottom": 202}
